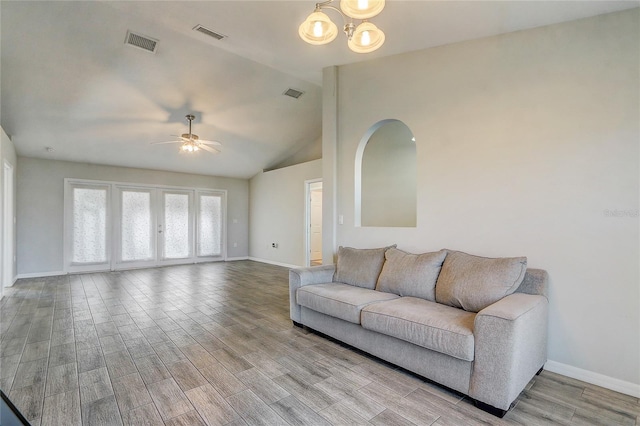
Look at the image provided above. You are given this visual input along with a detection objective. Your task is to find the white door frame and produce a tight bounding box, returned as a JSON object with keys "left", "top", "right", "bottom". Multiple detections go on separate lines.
{"left": 304, "top": 178, "right": 322, "bottom": 267}
{"left": 3, "top": 161, "right": 15, "bottom": 290}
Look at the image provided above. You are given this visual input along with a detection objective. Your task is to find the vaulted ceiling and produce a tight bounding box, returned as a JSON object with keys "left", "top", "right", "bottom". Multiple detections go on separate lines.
{"left": 1, "top": 1, "right": 636, "bottom": 178}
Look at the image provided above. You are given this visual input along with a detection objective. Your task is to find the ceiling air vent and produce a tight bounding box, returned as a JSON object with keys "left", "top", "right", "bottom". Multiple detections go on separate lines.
{"left": 125, "top": 30, "right": 159, "bottom": 53}
{"left": 283, "top": 88, "right": 305, "bottom": 99}
{"left": 193, "top": 25, "right": 226, "bottom": 41}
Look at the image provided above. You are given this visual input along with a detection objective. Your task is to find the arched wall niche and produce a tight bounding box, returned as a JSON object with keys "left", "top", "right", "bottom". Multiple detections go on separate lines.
{"left": 354, "top": 119, "right": 417, "bottom": 228}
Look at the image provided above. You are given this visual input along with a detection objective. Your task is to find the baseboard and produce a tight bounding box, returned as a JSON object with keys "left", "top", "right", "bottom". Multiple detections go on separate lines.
{"left": 248, "top": 257, "right": 300, "bottom": 269}
{"left": 545, "top": 360, "right": 640, "bottom": 398}
{"left": 15, "top": 271, "right": 66, "bottom": 279}
{"left": 226, "top": 257, "right": 249, "bottom": 262}
{"left": 1, "top": 275, "right": 19, "bottom": 287}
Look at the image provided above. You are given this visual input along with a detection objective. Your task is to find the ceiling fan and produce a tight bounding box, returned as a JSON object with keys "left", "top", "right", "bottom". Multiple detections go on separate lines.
{"left": 151, "top": 114, "right": 222, "bottom": 154}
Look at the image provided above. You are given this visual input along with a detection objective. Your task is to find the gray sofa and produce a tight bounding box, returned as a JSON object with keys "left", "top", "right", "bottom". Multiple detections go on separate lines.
{"left": 289, "top": 246, "right": 549, "bottom": 417}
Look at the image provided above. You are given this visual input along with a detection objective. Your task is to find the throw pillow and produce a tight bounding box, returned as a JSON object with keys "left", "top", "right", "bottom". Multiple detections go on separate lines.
{"left": 335, "top": 245, "right": 395, "bottom": 289}
{"left": 376, "top": 248, "right": 447, "bottom": 301}
{"left": 435, "top": 250, "right": 527, "bottom": 312}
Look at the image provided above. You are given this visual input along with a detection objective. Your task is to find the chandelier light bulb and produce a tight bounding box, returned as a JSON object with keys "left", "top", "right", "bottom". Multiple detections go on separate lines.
{"left": 348, "top": 20, "right": 384, "bottom": 53}
{"left": 299, "top": 10, "right": 338, "bottom": 45}
{"left": 361, "top": 30, "right": 370, "bottom": 46}
{"left": 340, "top": 0, "right": 385, "bottom": 19}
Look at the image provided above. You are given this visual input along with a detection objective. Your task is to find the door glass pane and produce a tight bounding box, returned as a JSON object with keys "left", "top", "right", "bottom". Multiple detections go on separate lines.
{"left": 164, "top": 193, "right": 190, "bottom": 259}
{"left": 198, "top": 195, "right": 222, "bottom": 257}
{"left": 121, "top": 191, "right": 153, "bottom": 261}
{"left": 73, "top": 187, "right": 107, "bottom": 263}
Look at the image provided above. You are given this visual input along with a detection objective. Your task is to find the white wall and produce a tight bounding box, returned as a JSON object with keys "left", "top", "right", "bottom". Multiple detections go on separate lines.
{"left": 325, "top": 10, "right": 639, "bottom": 392}
{"left": 249, "top": 159, "right": 322, "bottom": 267}
{"left": 0, "top": 127, "right": 18, "bottom": 292}
{"left": 16, "top": 157, "right": 249, "bottom": 275}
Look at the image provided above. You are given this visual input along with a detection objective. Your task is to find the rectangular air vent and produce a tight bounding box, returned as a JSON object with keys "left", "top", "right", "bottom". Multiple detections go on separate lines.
{"left": 283, "top": 88, "right": 304, "bottom": 99}
{"left": 193, "top": 25, "right": 226, "bottom": 41}
{"left": 125, "top": 30, "right": 159, "bottom": 53}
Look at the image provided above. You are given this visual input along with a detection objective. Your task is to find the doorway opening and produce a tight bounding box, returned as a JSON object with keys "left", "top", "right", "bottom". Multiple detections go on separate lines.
{"left": 305, "top": 179, "right": 322, "bottom": 267}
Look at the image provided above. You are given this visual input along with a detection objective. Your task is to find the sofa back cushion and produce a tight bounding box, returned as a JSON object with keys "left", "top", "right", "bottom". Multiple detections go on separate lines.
{"left": 435, "top": 251, "right": 527, "bottom": 312}
{"left": 335, "top": 246, "right": 394, "bottom": 289}
{"left": 375, "top": 248, "right": 447, "bottom": 301}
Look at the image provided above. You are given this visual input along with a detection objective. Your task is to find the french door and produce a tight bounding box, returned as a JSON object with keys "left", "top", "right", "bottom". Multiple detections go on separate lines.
{"left": 65, "top": 180, "right": 225, "bottom": 273}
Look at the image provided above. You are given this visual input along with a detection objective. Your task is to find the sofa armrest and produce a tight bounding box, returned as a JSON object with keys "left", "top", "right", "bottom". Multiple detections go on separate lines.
{"left": 289, "top": 265, "right": 336, "bottom": 322}
{"left": 469, "top": 293, "right": 548, "bottom": 411}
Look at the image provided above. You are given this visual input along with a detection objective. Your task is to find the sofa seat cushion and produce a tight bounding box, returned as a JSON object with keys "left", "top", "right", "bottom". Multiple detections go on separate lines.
{"left": 361, "top": 297, "right": 476, "bottom": 361}
{"left": 297, "top": 283, "right": 400, "bottom": 324}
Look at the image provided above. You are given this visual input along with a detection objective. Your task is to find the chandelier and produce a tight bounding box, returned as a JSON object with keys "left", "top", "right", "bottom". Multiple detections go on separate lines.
{"left": 299, "top": 0, "right": 385, "bottom": 53}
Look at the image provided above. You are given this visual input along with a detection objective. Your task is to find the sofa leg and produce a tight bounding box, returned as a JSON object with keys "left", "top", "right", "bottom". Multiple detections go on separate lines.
{"left": 292, "top": 321, "right": 303, "bottom": 328}
{"left": 473, "top": 400, "right": 512, "bottom": 418}
{"left": 536, "top": 366, "right": 544, "bottom": 376}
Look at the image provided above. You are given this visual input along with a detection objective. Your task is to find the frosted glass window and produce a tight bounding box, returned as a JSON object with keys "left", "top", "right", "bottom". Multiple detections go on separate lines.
{"left": 164, "top": 193, "right": 190, "bottom": 259}
{"left": 73, "top": 187, "right": 107, "bottom": 264}
{"left": 121, "top": 191, "right": 153, "bottom": 261}
{"left": 198, "top": 195, "right": 222, "bottom": 256}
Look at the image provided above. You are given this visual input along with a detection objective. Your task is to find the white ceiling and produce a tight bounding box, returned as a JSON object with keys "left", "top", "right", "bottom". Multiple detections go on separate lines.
{"left": 1, "top": 1, "right": 637, "bottom": 179}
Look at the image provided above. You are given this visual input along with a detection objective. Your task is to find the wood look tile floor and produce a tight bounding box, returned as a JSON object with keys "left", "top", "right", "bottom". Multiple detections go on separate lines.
{"left": 1, "top": 261, "right": 638, "bottom": 426}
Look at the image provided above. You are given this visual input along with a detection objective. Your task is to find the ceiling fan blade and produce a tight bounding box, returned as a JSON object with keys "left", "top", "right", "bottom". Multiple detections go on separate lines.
{"left": 200, "top": 144, "right": 220, "bottom": 154}
{"left": 198, "top": 140, "right": 222, "bottom": 146}
{"left": 170, "top": 135, "right": 193, "bottom": 142}
{"left": 150, "top": 140, "right": 182, "bottom": 145}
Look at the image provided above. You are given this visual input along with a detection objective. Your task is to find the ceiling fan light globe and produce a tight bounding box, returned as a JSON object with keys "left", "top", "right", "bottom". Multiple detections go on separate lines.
{"left": 348, "top": 21, "right": 385, "bottom": 53}
{"left": 299, "top": 11, "right": 338, "bottom": 45}
{"left": 157, "top": 113, "right": 222, "bottom": 155}
{"left": 340, "top": 0, "right": 385, "bottom": 19}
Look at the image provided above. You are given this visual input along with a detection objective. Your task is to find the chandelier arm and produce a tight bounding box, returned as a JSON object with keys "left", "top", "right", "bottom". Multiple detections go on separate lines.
{"left": 315, "top": 1, "right": 350, "bottom": 24}
{"left": 315, "top": 4, "right": 355, "bottom": 38}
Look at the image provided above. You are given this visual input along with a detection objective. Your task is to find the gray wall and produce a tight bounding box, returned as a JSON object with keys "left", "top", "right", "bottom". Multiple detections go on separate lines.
{"left": 17, "top": 157, "right": 249, "bottom": 274}
{"left": 249, "top": 159, "right": 322, "bottom": 266}
{"left": 325, "top": 10, "right": 639, "bottom": 390}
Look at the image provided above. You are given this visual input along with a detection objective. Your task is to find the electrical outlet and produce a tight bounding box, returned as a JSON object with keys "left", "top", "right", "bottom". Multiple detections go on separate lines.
{"left": 233, "top": 242, "right": 238, "bottom": 248}
{"left": 271, "top": 242, "right": 278, "bottom": 248}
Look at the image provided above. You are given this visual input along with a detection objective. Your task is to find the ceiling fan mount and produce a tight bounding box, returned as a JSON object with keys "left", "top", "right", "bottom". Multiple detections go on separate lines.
{"left": 151, "top": 114, "right": 222, "bottom": 154}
